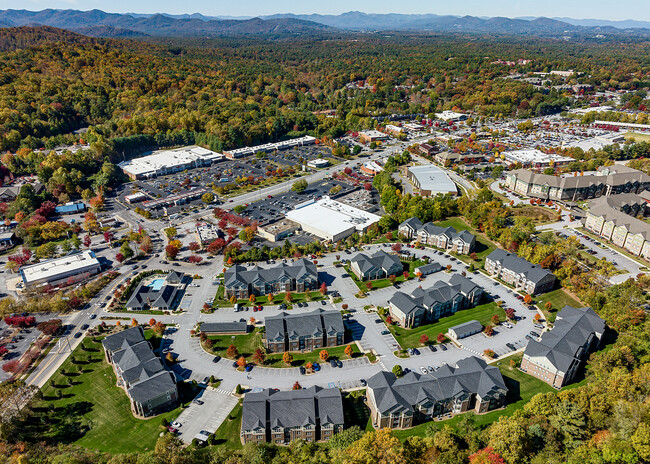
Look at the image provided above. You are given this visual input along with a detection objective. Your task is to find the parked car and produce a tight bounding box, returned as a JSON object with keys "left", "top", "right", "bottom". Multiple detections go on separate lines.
{"left": 336, "top": 360, "right": 343, "bottom": 368}
{"left": 213, "top": 356, "right": 221, "bottom": 363}
{"left": 299, "top": 366, "right": 306, "bottom": 375}
{"left": 413, "top": 348, "right": 420, "bottom": 355}
{"left": 419, "top": 366, "right": 428, "bottom": 374}
{"left": 440, "top": 344, "right": 447, "bottom": 351}
{"left": 193, "top": 399, "right": 204, "bottom": 405}
{"left": 429, "top": 345, "right": 437, "bottom": 352}
{"left": 359, "top": 379, "right": 367, "bottom": 386}
{"left": 170, "top": 421, "right": 182, "bottom": 428}
{"left": 312, "top": 362, "right": 320, "bottom": 371}
{"left": 321, "top": 300, "right": 327, "bottom": 306}
{"left": 330, "top": 359, "right": 337, "bottom": 368}
{"left": 381, "top": 330, "right": 390, "bottom": 335}
{"left": 89, "top": 314, "right": 97, "bottom": 320}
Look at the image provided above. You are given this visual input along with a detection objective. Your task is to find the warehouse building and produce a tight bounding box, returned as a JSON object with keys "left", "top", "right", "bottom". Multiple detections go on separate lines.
{"left": 224, "top": 136, "right": 317, "bottom": 159}
{"left": 19, "top": 250, "right": 102, "bottom": 289}
{"left": 502, "top": 149, "right": 573, "bottom": 168}
{"left": 406, "top": 165, "right": 458, "bottom": 197}
{"left": 285, "top": 196, "right": 381, "bottom": 242}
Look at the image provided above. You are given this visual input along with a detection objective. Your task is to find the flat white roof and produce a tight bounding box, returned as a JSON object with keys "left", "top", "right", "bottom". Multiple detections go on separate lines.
{"left": 435, "top": 110, "right": 466, "bottom": 121}
{"left": 225, "top": 136, "right": 316, "bottom": 155}
{"left": 286, "top": 196, "right": 381, "bottom": 237}
{"left": 359, "top": 130, "right": 388, "bottom": 138}
{"left": 20, "top": 250, "right": 100, "bottom": 284}
{"left": 503, "top": 149, "right": 573, "bottom": 164}
{"left": 118, "top": 145, "right": 224, "bottom": 176}
{"left": 408, "top": 165, "right": 457, "bottom": 194}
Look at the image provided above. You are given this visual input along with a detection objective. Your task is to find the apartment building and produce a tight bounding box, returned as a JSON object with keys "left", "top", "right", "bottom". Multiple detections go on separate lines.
{"left": 263, "top": 309, "right": 344, "bottom": 353}
{"left": 350, "top": 250, "right": 403, "bottom": 281}
{"left": 366, "top": 356, "right": 506, "bottom": 429}
{"left": 224, "top": 259, "right": 318, "bottom": 299}
{"left": 485, "top": 249, "right": 556, "bottom": 295}
{"left": 398, "top": 217, "right": 476, "bottom": 254}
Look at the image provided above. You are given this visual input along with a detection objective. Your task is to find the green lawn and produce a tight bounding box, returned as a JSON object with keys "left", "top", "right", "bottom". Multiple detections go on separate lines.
{"left": 213, "top": 400, "right": 244, "bottom": 450}
{"left": 213, "top": 286, "right": 326, "bottom": 308}
{"left": 393, "top": 355, "right": 556, "bottom": 439}
{"left": 388, "top": 301, "right": 505, "bottom": 349}
{"left": 534, "top": 288, "right": 582, "bottom": 323}
{"left": 24, "top": 337, "right": 182, "bottom": 454}
{"left": 624, "top": 132, "right": 650, "bottom": 143}
{"left": 204, "top": 329, "right": 363, "bottom": 367}
{"left": 343, "top": 260, "right": 423, "bottom": 292}
{"left": 435, "top": 217, "right": 497, "bottom": 264}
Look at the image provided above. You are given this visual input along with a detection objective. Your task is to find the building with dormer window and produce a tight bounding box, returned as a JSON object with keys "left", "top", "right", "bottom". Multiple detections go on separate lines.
{"left": 350, "top": 250, "right": 403, "bottom": 281}
{"left": 224, "top": 259, "right": 318, "bottom": 299}
{"left": 263, "top": 309, "right": 344, "bottom": 353}
{"left": 485, "top": 249, "right": 556, "bottom": 295}
{"left": 398, "top": 217, "right": 476, "bottom": 254}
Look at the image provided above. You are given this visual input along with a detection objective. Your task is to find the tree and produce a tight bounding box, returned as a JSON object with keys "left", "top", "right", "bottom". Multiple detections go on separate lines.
{"left": 392, "top": 364, "right": 403, "bottom": 377}
{"left": 249, "top": 294, "right": 256, "bottom": 303}
{"left": 391, "top": 243, "right": 402, "bottom": 253}
{"left": 131, "top": 318, "right": 137, "bottom": 327}
{"left": 236, "top": 356, "right": 247, "bottom": 368}
{"left": 505, "top": 308, "right": 515, "bottom": 320}
{"left": 83, "top": 234, "right": 92, "bottom": 248}
{"left": 436, "top": 333, "right": 446, "bottom": 343}
{"left": 229, "top": 295, "right": 237, "bottom": 304}
{"left": 446, "top": 264, "right": 452, "bottom": 271}
{"left": 291, "top": 179, "right": 308, "bottom": 193}
{"left": 545, "top": 301, "right": 552, "bottom": 311}
{"left": 201, "top": 192, "right": 215, "bottom": 204}
{"left": 120, "top": 242, "right": 134, "bottom": 261}
{"left": 284, "top": 292, "right": 293, "bottom": 303}
{"left": 483, "top": 349, "right": 496, "bottom": 358}
{"left": 319, "top": 350, "right": 329, "bottom": 361}
{"left": 188, "top": 241, "right": 201, "bottom": 252}
{"left": 319, "top": 282, "right": 328, "bottom": 295}
{"left": 149, "top": 318, "right": 157, "bottom": 327}
{"left": 524, "top": 294, "right": 532, "bottom": 304}
{"left": 534, "top": 313, "right": 541, "bottom": 322}
{"left": 252, "top": 348, "right": 265, "bottom": 365}
{"left": 164, "top": 227, "right": 177, "bottom": 239}
{"left": 469, "top": 447, "right": 506, "bottom": 464}
{"left": 419, "top": 334, "right": 429, "bottom": 345}
{"left": 226, "top": 345, "right": 238, "bottom": 359}
{"left": 403, "top": 271, "right": 409, "bottom": 280}
{"left": 165, "top": 244, "right": 180, "bottom": 260}
{"left": 491, "top": 314, "right": 500, "bottom": 325}
{"left": 365, "top": 281, "right": 373, "bottom": 291}
{"left": 388, "top": 275, "right": 396, "bottom": 285}
{"left": 484, "top": 325, "right": 494, "bottom": 336}
{"left": 631, "top": 423, "right": 650, "bottom": 461}
{"left": 115, "top": 252, "right": 125, "bottom": 263}
{"left": 267, "top": 293, "right": 274, "bottom": 303}
{"left": 282, "top": 352, "right": 293, "bottom": 365}
{"left": 103, "top": 231, "right": 114, "bottom": 243}
{"left": 341, "top": 304, "right": 348, "bottom": 310}
{"left": 345, "top": 345, "right": 354, "bottom": 358}
{"left": 292, "top": 381, "right": 302, "bottom": 390}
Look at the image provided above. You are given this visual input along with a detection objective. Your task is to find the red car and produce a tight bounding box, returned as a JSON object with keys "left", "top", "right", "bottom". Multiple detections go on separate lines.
{"left": 167, "top": 427, "right": 178, "bottom": 434}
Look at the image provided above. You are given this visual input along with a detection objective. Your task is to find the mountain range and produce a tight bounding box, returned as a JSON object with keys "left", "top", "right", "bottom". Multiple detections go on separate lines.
{"left": 0, "top": 9, "right": 649, "bottom": 38}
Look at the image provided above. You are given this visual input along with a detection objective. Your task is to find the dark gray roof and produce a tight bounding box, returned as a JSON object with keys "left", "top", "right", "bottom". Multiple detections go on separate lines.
{"left": 201, "top": 321, "right": 248, "bottom": 333}
{"left": 415, "top": 262, "right": 443, "bottom": 275}
{"left": 224, "top": 258, "right": 317, "bottom": 288}
{"left": 265, "top": 309, "right": 344, "bottom": 342}
{"left": 121, "top": 357, "right": 164, "bottom": 385}
{"left": 509, "top": 166, "right": 650, "bottom": 191}
{"left": 128, "top": 371, "right": 176, "bottom": 404}
{"left": 390, "top": 275, "right": 482, "bottom": 317}
{"left": 350, "top": 250, "right": 402, "bottom": 275}
{"left": 366, "top": 356, "right": 507, "bottom": 415}
{"left": 486, "top": 249, "right": 556, "bottom": 286}
{"left": 449, "top": 320, "right": 483, "bottom": 337}
{"left": 399, "top": 217, "right": 477, "bottom": 245}
{"left": 399, "top": 217, "right": 423, "bottom": 231}
{"left": 241, "top": 386, "right": 343, "bottom": 431}
{"left": 101, "top": 326, "right": 145, "bottom": 353}
{"left": 112, "top": 340, "right": 156, "bottom": 373}
{"left": 523, "top": 306, "right": 605, "bottom": 373}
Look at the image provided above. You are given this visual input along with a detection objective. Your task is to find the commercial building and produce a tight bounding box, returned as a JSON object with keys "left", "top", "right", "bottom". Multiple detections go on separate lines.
{"left": 584, "top": 192, "right": 650, "bottom": 258}
{"left": 501, "top": 149, "right": 573, "bottom": 168}
{"left": 350, "top": 250, "right": 403, "bottom": 281}
{"left": 125, "top": 271, "right": 187, "bottom": 312}
{"left": 594, "top": 120, "right": 650, "bottom": 132}
{"left": 125, "top": 192, "right": 147, "bottom": 204}
{"left": 102, "top": 327, "right": 178, "bottom": 417}
{"left": 360, "top": 161, "right": 384, "bottom": 176}
{"left": 285, "top": 196, "right": 381, "bottom": 243}
{"left": 19, "top": 250, "right": 102, "bottom": 289}
{"left": 257, "top": 220, "right": 301, "bottom": 243}
{"left": 307, "top": 159, "right": 330, "bottom": 169}
{"left": 195, "top": 223, "right": 222, "bottom": 246}
{"left": 398, "top": 217, "right": 476, "bottom": 254}
{"left": 55, "top": 201, "right": 86, "bottom": 215}
{"left": 406, "top": 165, "right": 458, "bottom": 197}
{"left": 418, "top": 143, "right": 437, "bottom": 156}
{"left": 224, "top": 136, "right": 317, "bottom": 159}
{"left": 389, "top": 275, "right": 484, "bottom": 328}
{"left": 359, "top": 130, "right": 389, "bottom": 143}
{"left": 434, "top": 151, "right": 485, "bottom": 167}
{"left": 366, "top": 356, "right": 506, "bottom": 429}
{"left": 118, "top": 146, "right": 224, "bottom": 180}
{"left": 224, "top": 259, "right": 319, "bottom": 299}
{"left": 485, "top": 249, "right": 556, "bottom": 295}
{"left": 504, "top": 165, "right": 650, "bottom": 202}
{"left": 241, "top": 386, "right": 344, "bottom": 444}
{"left": 448, "top": 320, "right": 484, "bottom": 340}
{"left": 521, "top": 306, "right": 605, "bottom": 388}
{"left": 435, "top": 111, "right": 468, "bottom": 122}
{"left": 263, "top": 309, "right": 344, "bottom": 353}
{"left": 0, "top": 230, "right": 15, "bottom": 251}
{"left": 141, "top": 188, "right": 208, "bottom": 210}
{"left": 385, "top": 124, "right": 405, "bottom": 136}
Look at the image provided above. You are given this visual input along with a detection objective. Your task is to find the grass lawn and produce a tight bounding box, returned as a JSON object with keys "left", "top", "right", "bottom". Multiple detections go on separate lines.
{"left": 388, "top": 301, "right": 505, "bottom": 349}
{"left": 213, "top": 286, "right": 326, "bottom": 308}
{"left": 213, "top": 399, "right": 244, "bottom": 450}
{"left": 204, "top": 329, "right": 363, "bottom": 367}
{"left": 343, "top": 260, "right": 423, "bottom": 293}
{"left": 624, "top": 132, "right": 650, "bottom": 143}
{"left": 534, "top": 288, "right": 582, "bottom": 323}
{"left": 25, "top": 336, "right": 182, "bottom": 454}
{"left": 392, "top": 354, "right": 556, "bottom": 439}
{"left": 343, "top": 391, "right": 370, "bottom": 429}
{"left": 436, "top": 217, "right": 497, "bottom": 264}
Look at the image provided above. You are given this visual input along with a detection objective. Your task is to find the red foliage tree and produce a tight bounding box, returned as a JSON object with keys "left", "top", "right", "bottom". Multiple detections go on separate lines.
{"left": 2, "top": 360, "right": 19, "bottom": 373}
{"left": 115, "top": 252, "right": 125, "bottom": 263}
{"left": 469, "top": 447, "right": 506, "bottom": 464}
{"left": 103, "top": 231, "right": 114, "bottom": 243}
{"left": 319, "top": 282, "right": 328, "bottom": 295}
{"left": 436, "top": 333, "right": 446, "bottom": 343}
{"left": 83, "top": 234, "right": 92, "bottom": 248}
{"left": 165, "top": 244, "right": 180, "bottom": 260}
{"left": 419, "top": 334, "right": 429, "bottom": 345}
{"left": 391, "top": 243, "right": 402, "bottom": 253}
{"left": 188, "top": 242, "right": 201, "bottom": 252}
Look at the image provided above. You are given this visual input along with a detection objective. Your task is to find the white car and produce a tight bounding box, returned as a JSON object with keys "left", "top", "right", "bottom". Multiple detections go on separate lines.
{"left": 419, "top": 366, "right": 428, "bottom": 374}
{"left": 170, "top": 421, "right": 181, "bottom": 428}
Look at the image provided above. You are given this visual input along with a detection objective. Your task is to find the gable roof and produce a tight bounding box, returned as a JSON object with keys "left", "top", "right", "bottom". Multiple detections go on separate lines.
{"left": 523, "top": 306, "right": 605, "bottom": 373}
{"left": 350, "top": 250, "right": 402, "bottom": 274}
{"left": 101, "top": 326, "right": 145, "bottom": 353}
{"left": 128, "top": 371, "right": 176, "bottom": 404}
{"left": 366, "top": 356, "right": 507, "bottom": 415}
{"left": 390, "top": 275, "right": 482, "bottom": 317}
{"left": 264, "top": 309, "right": 344, "bottom": 342}
{"left": 449, "top": 320, "right": 483, "bottom": 337}
{"left": 224, "top": 258, "right": 317, "bottom": 288}
{"left": 486, "top": 249, "right": 556, "bottom": 285}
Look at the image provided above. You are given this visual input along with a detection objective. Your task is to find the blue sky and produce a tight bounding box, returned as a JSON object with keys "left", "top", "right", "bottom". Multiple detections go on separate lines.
{"left": 3, "top": 0, "right": 650, "bottom": 22}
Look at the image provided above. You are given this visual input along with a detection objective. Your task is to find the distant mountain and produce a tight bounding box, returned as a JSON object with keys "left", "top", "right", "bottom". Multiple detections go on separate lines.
{"left": 0, "top": 25, "right": 95, "bottom": 51}
{"left": 0, "top": 9, "right": 336, "bottom": 37}
{"left": 72, "top": 25, "right": 148, "bottom": 38}
{"left": 551, "top": 17, "right": 650, "bottom": 30}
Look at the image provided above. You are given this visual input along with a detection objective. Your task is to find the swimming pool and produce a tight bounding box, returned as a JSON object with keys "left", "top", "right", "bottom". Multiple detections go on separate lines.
{"left": 149, "top": 279, "right": 165, "bottom": 291}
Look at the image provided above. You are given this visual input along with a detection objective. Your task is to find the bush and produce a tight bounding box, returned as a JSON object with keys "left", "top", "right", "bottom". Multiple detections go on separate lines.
{"left": 235, "top": 384, "right": 243, "bottom": 394}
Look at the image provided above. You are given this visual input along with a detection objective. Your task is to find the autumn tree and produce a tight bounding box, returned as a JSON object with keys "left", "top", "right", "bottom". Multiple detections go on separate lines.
{"left": 524, "top": 294, "right": 532, "bottom": 304}
{"left": 292, "top": 381, "right": 302, "bottom": 390}
{"left": 319, "top": 282, "right": 327, "bottom": 295}
{"left": 419, "top": 334, "right": 429, "bottom": 345}
{"left": 345, "top": 345, "right": 354, "bottom": 358}
{"left": 319, "top": 350, "right": 329, "bottom": 361}
{"left": 252, "top": 348, "right": 265, "bottom": 365}
{"left": 226, "top": 345, "right": 238, "bottom": 359}
{"left": 436, "top": 333, "right": 446, "bottom": 343}
{"left": 491, "top": 314, "right": 500, "bottom": 325}
{"left": 236, "top": 356, "right": 247, "bottom": 368}
{"left": 282, "top": 352, "right": 293, "bottom": 365}
{"left": 484, "top": 325, "right": 494, "bottom": 336}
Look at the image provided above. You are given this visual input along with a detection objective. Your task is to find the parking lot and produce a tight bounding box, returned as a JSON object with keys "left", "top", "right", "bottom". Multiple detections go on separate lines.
{"left": 173, "top": 388, "right": 239, "bottom": 444}
{"left": 0, "top": 320, "right": 45, "bottom": 382}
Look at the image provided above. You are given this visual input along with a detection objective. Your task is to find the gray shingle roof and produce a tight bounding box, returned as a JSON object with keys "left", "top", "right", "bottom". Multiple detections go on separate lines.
{"left": 390, "top": 275, "right": 481, "bottom": 317}
{"left": 523, "top": 306, "right": 605, "bottom": 373}
{"left": 449, "top": 320, "right": 483, "bottom": 338}
{"left": 486, "top": 249, "right": 556, "bottom": 286}
{"left": 588, "top": 194, "right": 650, "bottom": 240}
{"left": 350, "top": 250, "right": 402, "bottom": 275}
{"left": 112, "top": 340, "right": 156, "bottom": 373}
{"left": 200, "top": 321, "right": 248, "bottom": 334}
{"left": 241, "top": 386, "right": 344, "bottom": 431}
{"left": 367, "top": 356, "right": 506, "bottom": 415}
{"left": 265, "top": 309, "right": 344, "bottom": 342}
{"left": 128, "top": 371, "right": 177, "bottom": 404}
{"left": 400, "top": 217, "right": 476, "bottom": 245}
{"left": 101, "top": 327, "right": 145, "bottom": 354}
{"left": 224, "top": 258, "right": 317, "bottom": 288}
